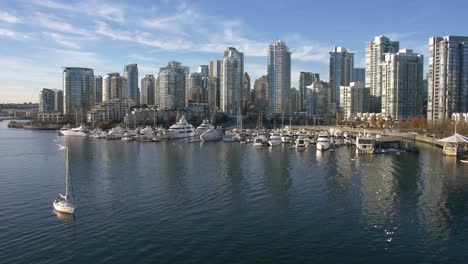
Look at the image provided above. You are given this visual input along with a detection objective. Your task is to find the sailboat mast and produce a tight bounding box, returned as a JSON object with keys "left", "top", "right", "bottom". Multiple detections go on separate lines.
{"left": 65, "top": 148, "right": 69, "bottom": 198}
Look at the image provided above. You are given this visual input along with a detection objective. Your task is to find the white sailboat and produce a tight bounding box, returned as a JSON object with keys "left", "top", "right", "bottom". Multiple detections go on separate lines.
{"left": 53, "top": 146, "right": 75, "bottom": 215}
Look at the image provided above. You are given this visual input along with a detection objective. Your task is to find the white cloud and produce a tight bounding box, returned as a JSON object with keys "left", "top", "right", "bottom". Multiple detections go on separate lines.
{"left": 0, "top": 28, "right": 30, "bottom": 40}
{"left": 34, "top": 12, "right": 91, "bottom": 37}
{"left": 291, "top": 44, "right": 330, "bottom": 63}
{"left": 0, "top": 11, "right": 22, "bottom": 24}
{"left": 50, "top": 48, "right": 102, "bottom": 66}
{"left": 43, "top": 32, "right": 80, "bottom": 49}
{"left": 27, "top": 0, "right": 126, "bottom": 23}
{"left": 385, "top": 32, "right": 417, "bottom": 41}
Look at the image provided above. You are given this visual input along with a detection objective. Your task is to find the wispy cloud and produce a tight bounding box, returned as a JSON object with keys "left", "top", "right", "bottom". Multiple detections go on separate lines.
{"left": 27, "top": 0, "right": 126, "bottom": 23}
{"left": 34, "top": 12, "right": 91, "bottom": 37}
{"left": 0, "top": 28, "right": 30, "bottom": 40}
{"left": 385, "top": 32, "right": 417, "bottom": 41}
{"left": 43, "top": 32, "right": 80, "bottom": 49}
{"left": 0, "top": 11, "right": 22, "bottom": 24}
{"left": 291, "top": 44, "right": 330, "bottom": 63}
{"left": 50, "top": 48, "right": 102, "bottom": 66}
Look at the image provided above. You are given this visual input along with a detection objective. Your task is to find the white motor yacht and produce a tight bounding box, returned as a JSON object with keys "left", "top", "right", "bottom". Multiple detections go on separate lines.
{"left": 167, "top": 116, "right": 195, "bottom": 139}
{"left": 136, "top": 126, "right": 154, "bottom": 142}
{"left": 268, "top": 134, "right": 282, "bottom": 146}
{"left": 200, "top": 128, "right": 223, "bottom": 142}
{"left": 60, "top": 125, "right": 88, "bottom": 137}
{"left": 355, "top": 133, "right": 375, "bottom": 154}
{"left": 106, "top": 126, "right": 125, "bottom": 140}
{"left": 316, "top": 132, "right": 331, "bottom": 151}
{"left": 122, "top": 129, "right": 138, "bottom": 141}
{"left": 343, "top": 132, "right": 353, "bottom": 145}
{"left": 253, "top": 134, "right": 267, "bottom": 147}
{"left": 195, "top": 120, "right": 213, "bottom": 136}
{"left": 295, "top": 137, "right": 308, "bottom": 149}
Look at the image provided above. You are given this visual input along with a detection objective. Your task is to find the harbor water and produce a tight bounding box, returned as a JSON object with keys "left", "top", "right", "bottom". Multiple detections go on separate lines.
{"left": 1, "top": 121, "right": 467, "bottom": 263}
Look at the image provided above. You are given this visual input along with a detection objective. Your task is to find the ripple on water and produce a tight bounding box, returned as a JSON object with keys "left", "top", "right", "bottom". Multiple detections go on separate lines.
{"left": 1, "top": 123, "right": 468, "bottom": 263}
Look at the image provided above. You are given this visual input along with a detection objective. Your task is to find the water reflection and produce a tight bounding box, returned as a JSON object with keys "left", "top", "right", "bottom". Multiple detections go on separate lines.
{"left": 53, "top": 210, "right": 75, "bottom": 224}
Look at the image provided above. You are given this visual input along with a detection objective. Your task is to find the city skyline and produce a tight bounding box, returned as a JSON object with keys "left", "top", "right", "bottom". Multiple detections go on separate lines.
{"left": 0, "top": 0, "right": 467, "bottom": 103}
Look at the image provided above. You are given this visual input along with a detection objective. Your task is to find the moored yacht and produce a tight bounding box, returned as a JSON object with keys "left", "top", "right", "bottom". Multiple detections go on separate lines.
{"left": 268, "top": 134, "right": 282, "bottom": 146}
{"left": 167, "top": 116, "right": 195, "bottom": 139}
{"left": 295, "top": 136, "right": 308, "bottom": 149}
{"left": 200, "top": 127, "right": 223, "bottom": 142}
{"left": 106, "top": 126, "right": 125, "bottom": 140}
{"left": 136, "top": 126, "right": 154, "bottom": 142}
{"left": 195, "top": 119, "right": 213, "bottom": 136}
{"left": 355, "top": 133, "right": 375, "bottom": 154}
{"left": 316, "top": 132, "right": 331, "bottom": 151}
{"left": 253, "top": 134, "right": 267, "bottom": 147}
{"left": 59, "top": 125, "right": 88, "bottom": 137}
{"left": 122, "top": 129, "right": 138, "bottom": 141}
{"left": 343, "top": 132, "right": 353, "bottom": 145}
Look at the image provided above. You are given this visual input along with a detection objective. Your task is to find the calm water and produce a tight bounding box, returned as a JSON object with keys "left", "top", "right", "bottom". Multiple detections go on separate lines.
{"left": 0, "top": 121, "right": 467, "bottom": 263}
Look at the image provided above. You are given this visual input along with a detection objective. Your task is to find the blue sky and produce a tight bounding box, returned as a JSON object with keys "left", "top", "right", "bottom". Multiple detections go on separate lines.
{"left": 0, "top": 0, "right": 466, "bottom": 103}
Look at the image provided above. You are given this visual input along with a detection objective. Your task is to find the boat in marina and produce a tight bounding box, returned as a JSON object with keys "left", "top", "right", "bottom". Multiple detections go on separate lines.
{"left": 136, "top": 126, "right": 154, "bottom": 142}
{"left": 106, "top": 126, "right": 125, "bottom": 140}
{"left": 167, "top": 116, "right": 195, "bottom": 139}
{"left": 122, "top": 129, "right": 138, "bottom": 141}
{"left": 281, "top": 132, "right": 294, "bottom": 144}
{"left": 59, "top": 125, "right": 88, "bottom": 137}
{"left": 268, "top": 134, "right": 282, "bottom": 146}
{"left": 200, "top": 128, "right": 223, "bottom": 142}
{"left": 195, "top": 120, "right": 213, "bottom": 136}
{"left": 152, "top": 129, "right": 166, "bottom": 142}
{"left": 355, "top": 133, "right": 375, "bottom": 154}
{"left": 253, "top": 134, "right": 267, "bottom": 147}
{"left": 295, "top": 137, "right": 308, "bottom": 149}
{"left": 52, "top": 146, "right": 75, "bottom": 215}
{"left": 316, "top": 132, "right": 331, "bottom": 151}
{"left": 343, "top": 132, "right": 353, "bottom": 145}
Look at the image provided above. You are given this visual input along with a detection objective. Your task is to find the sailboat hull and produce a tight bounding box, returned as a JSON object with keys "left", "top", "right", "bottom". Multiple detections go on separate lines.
{"left": 53, "top": 201, "right": 75, "bottom": 214}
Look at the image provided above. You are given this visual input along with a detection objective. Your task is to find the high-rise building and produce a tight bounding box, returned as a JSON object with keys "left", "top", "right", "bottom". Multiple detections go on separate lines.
{"left": 210, "top": 60, "right": 221, "bottom": 78}
{"left": 352, "top": 68, "right": 365, "bottom": 83}
{"left": 268, "top": 40, "right": 291, "bottom": 114}
{"left": 187, "top": 72, "right": 203, "bottom": 105}
{"left": 123, "top": 64, "right": 139, "bottom": 105}
{"left": 39, "top": 88, "right": 55, "bottom": 112}
{"left": 157, "top": 61, "right": 188, "bottom": 110}
{"left": 299, "top": 72, "right": 320, "bottom": 112}
{"left": 381, "top": 49, "right": 424, "bottom": 120}
{"left": 103, "top": 73, "right": 128, "bottom": 102}
{"left": 209, "top": 60, "right": 221, "bottom": 108}
{"left": 95, "top": 75, "right": 103, "bottom": 104}
{"left": 366, "top": 36, "right": 399, "bottom": 113}
{"left": 254, "top": 75, "right": 268, "bottom": 113}
{"left": 339, "top": 82, "right": 370, "bottom": 119}
{"left": 221, "top": 47, "right": 244, "bottom": 116}
{"left": 140, "top": 74, "right": 156, "bottom": 105}
{"left": 53, "top": 89, "right": 63, "bottom": 113}
{"left": 329, "top": 46, "right": 354, "bottom": 108}
{"left": 63, "top": 67, "right": 94, "bottom": 114}
{"left": 428, "top": 36, "right": 468, "bottom": 122}
{"left": 306, "top": 81, "right": 330, "bottom": 120}
{"left": 289, "top": 87, "right": 299, "bottom": 113}
{"left": 242, "top": 72, "right": 251, "bottom": 113}
{"left": 208, "top": 77, "right": 219, "bottom": 110}
{"left": 197, "top": 65, "right": 209, "bottom": 77}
